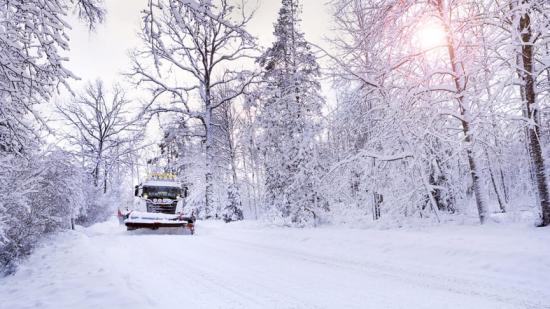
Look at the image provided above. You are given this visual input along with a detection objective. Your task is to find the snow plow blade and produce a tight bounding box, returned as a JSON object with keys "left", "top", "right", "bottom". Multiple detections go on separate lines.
{"left": 125, "top": 222, "right": 190, "bottom": 229}
{"left": 124, "top": 211, "right": 195, "bottom": 234}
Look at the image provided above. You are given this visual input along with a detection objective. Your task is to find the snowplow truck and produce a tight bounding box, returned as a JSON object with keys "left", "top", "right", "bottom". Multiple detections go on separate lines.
{"left": 119, "top": 173, "right": 195, "bottom": 234}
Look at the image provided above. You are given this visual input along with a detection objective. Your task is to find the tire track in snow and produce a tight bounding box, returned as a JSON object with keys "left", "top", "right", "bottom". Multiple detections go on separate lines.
{"left": 134, "top": 232, "right": 327, "bottom": 309}
{"left": 208, "top": 234, "right": 548, "bottom": 309}
{"left": 175, "top": 233, "right": 491, "bottom": 309}
{"left": 190, "top": 245, "right": 384, "bottom": 308}
{"left": 105, "top": 233, "right": 291, "bottom": 308}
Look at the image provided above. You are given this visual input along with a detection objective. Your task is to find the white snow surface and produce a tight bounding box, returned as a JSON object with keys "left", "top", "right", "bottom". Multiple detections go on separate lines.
{"left": 1, "top": 219, "right": 549, "bottom": 309}
{"left": 127, "top": 211, "right": 181, "bottom": 221}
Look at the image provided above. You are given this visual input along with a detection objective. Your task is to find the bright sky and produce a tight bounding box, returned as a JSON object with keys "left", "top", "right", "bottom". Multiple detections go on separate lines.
{"left": 66, "top": 0, "right": 332, "bottom": 89}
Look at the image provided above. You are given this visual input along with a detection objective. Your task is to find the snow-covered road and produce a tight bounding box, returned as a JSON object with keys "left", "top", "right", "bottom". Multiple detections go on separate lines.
{"left": 1, "top": 219, "right": 549, "bottom": 309}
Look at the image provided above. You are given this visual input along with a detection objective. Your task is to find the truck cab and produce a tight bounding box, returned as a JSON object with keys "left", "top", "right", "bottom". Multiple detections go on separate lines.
{"left": 134, "top": 179, "right": 188, "bottom": 214}
{"left": 119, "top": 173, "right": 194, "bottom": 233}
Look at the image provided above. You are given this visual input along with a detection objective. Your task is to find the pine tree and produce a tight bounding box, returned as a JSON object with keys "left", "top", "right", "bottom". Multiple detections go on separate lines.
{"left": 259, "top": 0, "right": 326, "bottom": 226}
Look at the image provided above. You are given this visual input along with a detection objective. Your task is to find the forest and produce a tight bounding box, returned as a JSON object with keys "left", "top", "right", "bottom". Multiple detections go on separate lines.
{"left": 1, "top": 0, "right": 549, "bottom": 273}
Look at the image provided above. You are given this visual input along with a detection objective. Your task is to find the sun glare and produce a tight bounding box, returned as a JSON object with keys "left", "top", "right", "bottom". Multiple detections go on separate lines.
{"left": 416, "top": 23, "right": 447, "bottom": 51}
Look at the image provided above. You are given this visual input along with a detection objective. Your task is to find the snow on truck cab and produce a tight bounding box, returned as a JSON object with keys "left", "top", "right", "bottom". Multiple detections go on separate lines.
{"left": 118, "top": 173, "right": 195, "bottom": 234}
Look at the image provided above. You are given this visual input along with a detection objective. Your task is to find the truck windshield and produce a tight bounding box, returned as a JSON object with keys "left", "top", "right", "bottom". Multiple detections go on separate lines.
{"left": 142, "top": 186, "right": 181, "bottom": 199}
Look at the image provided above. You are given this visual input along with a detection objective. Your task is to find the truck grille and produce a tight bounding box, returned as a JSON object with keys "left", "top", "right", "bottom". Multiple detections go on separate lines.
{"left": 146, "top": 201, "right": 177, "bottom": 214}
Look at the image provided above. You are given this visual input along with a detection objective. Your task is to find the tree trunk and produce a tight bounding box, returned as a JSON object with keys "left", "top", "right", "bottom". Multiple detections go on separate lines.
{"left": 103, "top": 167, "right": 108, "bottom": 194}
{"left": 435, "top": 0, "right": 488, "bottom": 224}
{"left": 421, "top": 168, "right": 441, "bottom": 222}
{"left": 372, "top": 158, "right": 380, "bottom": 220}
{"left": 94, "top": 140, "right": 104, "bottom": 188}
{"left": 500, "top": 168, "right": 509, "bottom": 204}
{"left": 518, "top": 10, "right": 550, "bottom": 226}
{"left": 204, "top": 106, "right": 214, "bottom": 219}
{"left": 486, "top": 149, "right": 506, "bottom": 212}
{"left": 92, "top": 166, "right": 99, "bottom": 187}
{"left": 249, "top": 137, "right": 259, "bottom": 219}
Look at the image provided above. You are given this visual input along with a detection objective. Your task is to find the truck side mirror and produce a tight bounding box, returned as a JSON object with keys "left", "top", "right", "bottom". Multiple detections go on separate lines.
{"left": 134, "top": 185, "right": 139, "bottom": 197}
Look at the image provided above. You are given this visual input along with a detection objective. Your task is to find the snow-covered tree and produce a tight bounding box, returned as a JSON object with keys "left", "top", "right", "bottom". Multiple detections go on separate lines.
{"left": 0, "top": 0, "right": 105, "bottom": 274}
{"left": 258, "top": 0, "right": 327, "bottom": 226}
{"left": 55, "top": 80, "right": 144, "bottom": 194}
{"left": 0, "top": 0, "right": 104, "bottom": 153}
{"left": 211, "top": 93, "right": 244, "bottom": 222}
{"left": 130, "top": 0, "right": 258, "bottom": 218}
{"left": 504, "top": 0, "right": 550, "bottom": 226}
{"left": 0, "top": 150, "right": 91, "bottom": 274}
{"left": 323, "top": 0, "right": 541, "bottom": 224}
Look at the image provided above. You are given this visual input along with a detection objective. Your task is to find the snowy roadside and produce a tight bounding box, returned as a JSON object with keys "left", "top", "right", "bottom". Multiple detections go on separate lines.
{"left": 0, "top": 218, "right": 549, "bottom": 309}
